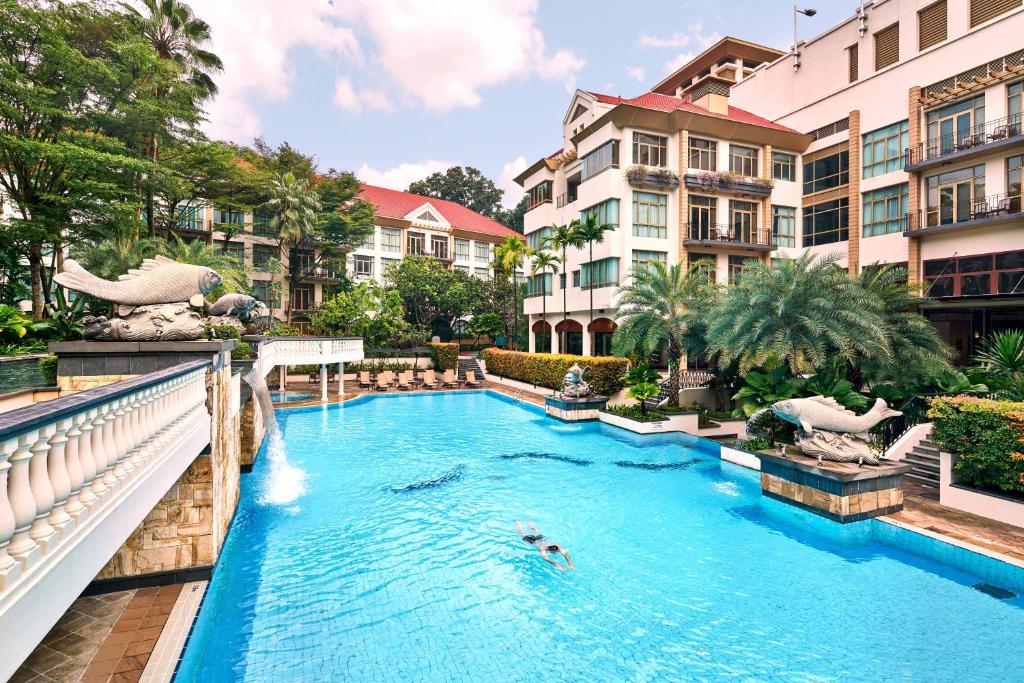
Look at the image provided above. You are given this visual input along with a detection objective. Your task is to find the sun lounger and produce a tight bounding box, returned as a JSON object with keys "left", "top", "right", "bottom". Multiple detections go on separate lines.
{"left": 397, "top": 371, "right": 413, "bottom": 390}
{"left": 421, "top": 370, "right": 437, "bottom": 389}
{"left": 359, "top": 371, "right": 372, "bottom": 389}
{"left": 376, "top": 372, "right": 393, "bottom": 391}
{"left": 464, "top": 370, "right": 480, "bottom": 387}
{"left": 442, "top": 369, "right": 458, "bottom": 387}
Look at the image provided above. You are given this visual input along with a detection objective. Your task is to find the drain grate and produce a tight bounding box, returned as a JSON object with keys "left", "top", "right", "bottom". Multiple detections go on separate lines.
{"left": 972, "top": 582, "right": 1016, "bottom": 600}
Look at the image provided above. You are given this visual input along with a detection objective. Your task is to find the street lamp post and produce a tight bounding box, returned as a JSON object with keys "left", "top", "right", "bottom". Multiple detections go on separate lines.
{"left": 793, "top": 5, "right": 817, "bottom": 71}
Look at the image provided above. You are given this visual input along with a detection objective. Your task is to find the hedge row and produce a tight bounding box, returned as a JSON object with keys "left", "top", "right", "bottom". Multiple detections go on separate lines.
{"left": 429, "top": 342, "right": 460, "bottom": 371}
{"left": 929, "top": 396, "right": 1024, "bottom": 495}
{"left": 481, "top": 348, "right": 628, "bottom": 396}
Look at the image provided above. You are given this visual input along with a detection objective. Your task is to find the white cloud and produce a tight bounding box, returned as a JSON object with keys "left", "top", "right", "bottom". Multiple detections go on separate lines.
{"left": 662, "top": 52, "right": 697, "bottom": 75}
{"left": 333, "top": 77, "right": 394, "bottom": 114}
{"left": 356, "top": 161, "right": 457, "bottom": 190}
{"left": 627, "top": 66, "right": 646, "bottom": 82}
{"left": 638, "top": 33, "right": 690, "bottom": 49}
{"left": 498, "top": 155, "right": 528, "bottom": 208}
{"left": 537, "top": 49, "right": 587, "bottom": 94}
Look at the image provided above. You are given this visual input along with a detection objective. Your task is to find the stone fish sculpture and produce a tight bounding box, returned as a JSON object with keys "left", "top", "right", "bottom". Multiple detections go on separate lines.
{"left": 205, "top": 293, "right": 267, "bottom": 319}
{"left": 770, "top": 396, "right": 901, "bottom": 466}
{"left": 81, "top": 303, "right": 205, "bottom": 341}
{"left": 560, "top": 363, "right": 593, "bottom": 398}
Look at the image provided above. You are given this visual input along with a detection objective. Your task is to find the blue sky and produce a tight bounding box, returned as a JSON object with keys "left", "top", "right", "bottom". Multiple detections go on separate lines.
{"left": 192, "top": 1, "right": 854, "bottom": 206}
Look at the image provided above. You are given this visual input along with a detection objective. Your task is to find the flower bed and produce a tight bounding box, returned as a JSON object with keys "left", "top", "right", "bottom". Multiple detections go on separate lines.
{"left": 929, "top": 396, "right": 1024, "bottom": 495}
{"left": 683, "top": 171, "right": 773, "bottom": 196}
{"left": 481, "top": 349, "right": 628, "bottom": 396}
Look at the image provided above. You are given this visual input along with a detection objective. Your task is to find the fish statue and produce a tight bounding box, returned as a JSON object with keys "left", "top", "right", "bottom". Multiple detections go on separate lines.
{"left": 771, "top": 396, "right": 901, "bottom": 435}
{"left": 205, "top": 293, "right": 267, "bottom": 318}
{"left": 54, "top": 256, "right": 222, "bottom": 313}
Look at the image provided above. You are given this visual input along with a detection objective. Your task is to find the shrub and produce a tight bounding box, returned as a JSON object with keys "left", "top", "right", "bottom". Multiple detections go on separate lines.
{"left": 429, "top": 342, "right": 459, "bottom": 371}
{"left": 346, "top": 361, "right": 416, "bottom": 372}
{"left": 604, "top": 404, "right": 667, "bottom": 422}
{"left": 929, "top": 396, "right": 1024, "bottom": 495}
{"left": 481, "top": 349, "right": 628, "bottom": 396}
{"left": 205, "top": 323, "right": 242, "bottom": 340}
{"left": 233, "top": 341, "right": 254, "bottom": 361}
{"left": 38, "top": 354, "right": 58, "bottom": 385}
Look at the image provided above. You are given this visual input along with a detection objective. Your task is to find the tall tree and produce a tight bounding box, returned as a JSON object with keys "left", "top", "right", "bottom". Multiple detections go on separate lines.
{"left": 493, "top": 235, "right": 532, "bottom": 349}
{"left": 574, "top": 214, "right": 616, "bottom": 352}
{"left": 548, "top": 222, "right": 584, "bottom": 352}
{"left": 498, "top": 196, "right": 528, "bottom": 234}
{"left": 311, "top": 171, "right": 376, "bottom": 273}
{"left": 262, "top": 172, "right": 321, "bottom": 322}
{"left": 408, "top": 166, "right": 504, "bottom": 219}
{"left": 386, "top": 256, "right": 487, "bottom": 335}
{"left": 530, "top": 251, "right": 560, "bottom": 353}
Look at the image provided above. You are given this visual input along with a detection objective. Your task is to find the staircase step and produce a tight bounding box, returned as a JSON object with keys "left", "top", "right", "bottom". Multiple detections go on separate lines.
{"left": 905, "top": 471, "right": 940, "bottom": 487}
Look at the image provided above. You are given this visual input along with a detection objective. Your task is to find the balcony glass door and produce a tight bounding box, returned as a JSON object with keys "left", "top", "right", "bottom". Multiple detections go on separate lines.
{"left": 937, "top": 181, "right": 972, "bottom": 225}
{"left": 729, "top": 200, "right": 757, "bottom": 243}
{"left": 927, "top": 95, "right": 984, "bottom": 156}
{"left": 926, "top": 165, "right": 985, "bottom": 227}
{"left": 689, "top": 196, "right": 715, "bottom": 240}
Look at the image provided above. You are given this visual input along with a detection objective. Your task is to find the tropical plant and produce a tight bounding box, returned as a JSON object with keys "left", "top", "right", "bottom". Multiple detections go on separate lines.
{"left": 0, "top": 304, "right": 51, "bottom": 342}
{"left": 43, "top": 288, "right": 87, "bottom": 341}
{"left": 574, "top": 213, "right": 616, "bottom": 341}
{"left": 493, "top": 235, "right": 532, "bottom": 349}
{"left": 706, "top": 252, "right": 888, "bottom": 375}
{"left": 974, "top": 330, "right": 1024, "bottom": 399}
{"left": 628, "top": 382, "right": 660, "bottom": 417}
{"left": 732, "top": 365, "right": 804, "bottom": 417}
{"left": 613, "top": 262, "right": 715, "bottom": 400}
{"left": 530, "top": 250, "right": 560, "bottom": 352}
{"left": 468, "top": 312, "right": 504, "bottom": 343}
{"left": 163, "top": 235, "right": 248, "bottom": 294}
{"left": 263, "top": 171, "right": 321, "bottom": 321}
{"left": 309, "top": 282, "right": 407, "bottom": 349}
{"left": 124, "top": 0, "right": 223, "bottom": 97}
{"left": 930, "top": 369, "right": 990, "bottom": 396}
{"left": 73, "top": 225, "right": 166, "bottom": 283}
{"left": 547, "top": 222, "right": 584, "bottom": 351}
{"left": 623, "top": 363, "right": 661, "bottom": 388}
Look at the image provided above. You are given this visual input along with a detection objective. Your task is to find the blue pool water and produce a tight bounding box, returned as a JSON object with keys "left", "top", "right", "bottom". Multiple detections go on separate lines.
{"left": 269, "top": 391, "right": 315, "bottom": 403}
{"left": 178, "top": 391, "right": 1024, "bottom": 682}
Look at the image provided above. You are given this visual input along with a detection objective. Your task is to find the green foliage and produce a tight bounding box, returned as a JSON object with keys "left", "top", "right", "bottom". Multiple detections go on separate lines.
{"left": 974, "top": 330, "right": 1024, "bottom": 400}
{"left": 627, "top": 381, "right": 660, "bottom": 414}
{"left": 269, "top": 323, "right": 301, "bottom": 337}
{"left": 745, "top": 407, "right": 797, "bottom": 445}
{"left": 346, "top": 361, "right": 417, "bottom": 373}
{"left": 0, "top": 340, "right": 48, "bottom": 355}
{"left": 233, "top": 341, "right": 253, "bottom": 361}
{"left": 929, "top": 396, "right": 1024, "bottom": 495}
{"left": 43, "top": 288, "right": 86, "bottom": 341}
{"left": 742, "top": 437, "right": 773, "bottom": 452}
{"left": 314, "top": 171, "right": 376, "bottom": 258}
{"left": 73, "top": 224, "right": 166, "bottom": 283}
{"left": 310, "top": 282, "right": 407, "bottom": 348}
{"left": 408, "top": 167, "right": 505, "bottom": 220}
{"left": 387, "top": 256, "right": 488, "bottom": 331}
{"left": 929, "top": 369, "right": 990, "bottom": 396}
{"left": 482, "top": 348, "right": 628, "bottom": 396}
{"left": 732, "top": 366, "right": 803, "bottom": 417}
{"left": 204, "top": 324, "right": 241, "bottom": 340}
{"left": 163, "top": 235, "right": 247, "bottom": 294}
{"left": 0, "top": 305, "right": 51, "bottom": 342}
{"left": 429, "top": 342, "right": 460, "bottom": 371}
{"left": 38, "top": 354, "right": 58, "bottom": 385}
{"left": 623, "top": 363, "right": 660, "bottom": 387}
{"left": 467, "top": 312, "right": 504, "bottom": 341}
{"left": 604, "top": 404, "right": 667, "bottom": 422}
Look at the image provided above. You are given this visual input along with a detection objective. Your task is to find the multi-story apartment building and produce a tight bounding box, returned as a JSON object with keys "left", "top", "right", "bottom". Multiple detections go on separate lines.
{"left": 729, "top": 0, "right": 1024, "bottom": 363}
{"left": 516, "top": 38, "right": 814, "bottom": 356}
{"left": 172, "top": 184, "right": 516, "bottom": 332}
{"left": 518, "top": 2, "right": 1024, "bottom": 363}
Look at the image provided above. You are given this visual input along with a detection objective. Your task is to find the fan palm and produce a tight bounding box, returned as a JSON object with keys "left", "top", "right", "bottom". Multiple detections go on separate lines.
{"left": 163, "top": 235, "right": 248, "bottom": 294}
{"left": 613, "top": 261, "right": 715, "bottom": 400}
{"left": 575, "top": 214, "right": 616, "bottom": 352}
{"left": 529, "top": 251, "right": 560, "bottom": 352}
{"left": 547, "top": 222, "right": 584, "bottom": 351}
{"left": 705, "top": 252, "right": 889, "bottom": 375}
{"left": 493, "top": 235, "right": 532, "bottom": 349}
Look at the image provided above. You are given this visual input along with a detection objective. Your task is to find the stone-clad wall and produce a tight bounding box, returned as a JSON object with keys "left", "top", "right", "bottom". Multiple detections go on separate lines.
{"left": 209, "top": 363, "right": 240, "bottom": 554}
{"left": 239, "top": 392, "right": 265, "bottom": 470}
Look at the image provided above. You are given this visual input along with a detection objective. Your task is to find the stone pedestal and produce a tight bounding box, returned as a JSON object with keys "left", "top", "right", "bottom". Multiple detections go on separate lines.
{"left": 757, "top": 448, "right": 913, "bottom": 523}
{"left": 545, "top": 395, "right": 608, "bottom": 422}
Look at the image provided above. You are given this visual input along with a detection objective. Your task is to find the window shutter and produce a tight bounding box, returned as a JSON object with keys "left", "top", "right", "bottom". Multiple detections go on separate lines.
{"left": 848, "top": 44, "right": 859, "bottom": 83}
{"left": 970, "top": 0, "right": 1022, "bottom": 28}
{"left": 919, "top": 1, "right": 948, "bottom": 50}
{"left": 874, "top": 22, "right": 900, "bottom": 71}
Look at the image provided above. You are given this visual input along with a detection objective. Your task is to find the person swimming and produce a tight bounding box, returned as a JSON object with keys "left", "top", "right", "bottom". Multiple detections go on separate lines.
{"left": 516, "top": 520, "right": 574, "bottom": 571}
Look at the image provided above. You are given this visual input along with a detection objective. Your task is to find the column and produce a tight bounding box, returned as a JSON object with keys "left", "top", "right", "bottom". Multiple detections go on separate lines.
{"left": 27, "top": 425, "right": 57, "bottom": 554}
{"left": 582, "top": 321, "right": 592, "bottom": 357}
{"left": 552, "top": 323, "right": 562, "bottom": 354}
{"left": 279, "top": 365, "right": 286, "bottom": 391}
{"left": 338, "top": 362, "right": 344, "bottom": 397}
{"left": 907, "top": 86, "right": 923, "bottom": 285}
{"left": 320, "top": 363, "right": 327, "bottom": 402}
{"left": 46, "top": 418, "right": 73, "bottom": 538}
{"left": 847, "top": 110, "right": 861, "bottom": 274}
{"left": 678, "top": 130, "right": 690, "bottom": 267}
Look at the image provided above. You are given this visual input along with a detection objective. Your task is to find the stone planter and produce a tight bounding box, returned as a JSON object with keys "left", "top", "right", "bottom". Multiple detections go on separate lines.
{"left": 684, "top": 173, "right": 772, "bottom": 197}
{"left": 545, "top": 395, "right": 608, "bottom": 421}
{"left": 720, "top": 444, "right": 762, "bottom": 470}
{"left": 940, "top": 451, "right": 1024, "bottom": 529}
{"left": 599, "top": 410, "right": 669, "bottom": 433}
{"left": 626, "top": 171, "right": 681, "bottom": 189}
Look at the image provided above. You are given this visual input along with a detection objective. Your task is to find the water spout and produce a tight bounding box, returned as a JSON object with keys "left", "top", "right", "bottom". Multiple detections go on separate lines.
{"left": 243, "top": 370, "right": 307, "bottom": 505}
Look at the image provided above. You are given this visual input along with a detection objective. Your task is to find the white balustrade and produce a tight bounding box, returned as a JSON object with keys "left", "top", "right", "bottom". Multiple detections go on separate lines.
{"left": 0, "top": 362, "right": 209, "bottom": 600}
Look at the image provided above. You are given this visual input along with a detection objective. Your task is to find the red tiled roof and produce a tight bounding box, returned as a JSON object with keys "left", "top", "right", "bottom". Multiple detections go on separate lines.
{"left": 586, "top": 90, "right": 798, "bottom": 133}
{"left": 357, "top": 183, "right": 517, "bottom": 239}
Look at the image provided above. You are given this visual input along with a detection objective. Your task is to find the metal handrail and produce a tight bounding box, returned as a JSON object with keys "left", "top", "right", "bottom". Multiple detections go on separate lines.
{"left": 871, "top": 395, "right": 931, "bottom": 453}
{"left": 684, "top": 221, "right": 774, "bottom": 246}
{"left": 905, "top": 192, "right": 1023, "bottom": 231}
{"left": 906, "top": 113, "right": 1024, "bottom": 165}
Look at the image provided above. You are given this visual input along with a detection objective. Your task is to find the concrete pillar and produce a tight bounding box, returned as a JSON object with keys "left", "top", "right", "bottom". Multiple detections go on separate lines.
{"left": 847, "top": 110, "right": 861, "bottom": 274}
{"left": 528, "top": 316, "right": 536, "bottom": 353}
{"left": 338, "top": 362, "right": 344, "bottom": 397}
{"left": 582, "top": 320, "right": 592, "bottom": 357}
{"left": 320, "top": 364, "right": 327, "bottom": 403}
{"left": 907, "top": 86, "right": 924, "bottom": 285}
{"left": 279, "top": 365, "right": 286, "bottom": 390}
{"left": 552, "top": 323, "right": 562, "bottom": 354}
{"left": 678, "top": 130, "right": 690, "bottom": 267}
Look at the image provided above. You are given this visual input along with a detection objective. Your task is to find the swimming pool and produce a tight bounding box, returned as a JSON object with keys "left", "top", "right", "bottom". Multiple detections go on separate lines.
{"left": 178, "top": 391, "right": 1024, "bottom": 682}
{"left": 268, "top": 390, "right": 315, "bottom": 403}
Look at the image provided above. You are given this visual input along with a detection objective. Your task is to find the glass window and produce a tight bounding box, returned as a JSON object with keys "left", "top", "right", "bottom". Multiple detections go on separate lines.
{"left": 728, "top": 255, "right": 756, "bottom": 285}
{"left": 926, "top": 95, "right": 985, "bottom": 155}
{"left": 580, "top": 258, "right": 620, "bottom": 290}
{"left": 689, "top": 253, "right": 717, "bottom": 283}
{"left": 729, "top": 145, "right": 759, "bottom": 177}
{"left": 924, "top": 250, "right": 1024, "bottom": 297}
{"left": 803, "top": 198, "right": 849, "bottom": 246}
{"left": 772, "top": 152, "right": 796, "bottom": 181}
{"left": 688, "top": 195, "right": 717, "bottom": 240}
{"left": 454, "top": 237, "right": 470, "bottom": 260}
{"left": 382, "top": 257, "right": 400, "bottom": 272}
{"left": 863, "top": 184, "right": 909, "bottom": 237}
{"left": 252, "top": 210, "right": 274, "bottom": 236}
{"left": 252, "top": 244, "right": 277, "bottom": 271}
{"left": 1010, "top": 81, "right": 1022, "bottom": 121}
{"left": 862, "top": 121, "right": 909, "bottom": 178}
{"left": 291, "top": 286, "right": 313, "bottom": 312}
{"left": 176, "top": 204, "right": 204, "bottom": 232}
{"left": 474, "top": 241, "right": 491, "bottom": 262}
{"left": 219, "top": 241, "right": 244, "bottom": 262}
{"left": 803, "top": 150, "right": 849, "bottom": 194}
{"left": 580, "top": 140, "right": 619, "bottom": 182}
{"left": 633, "top": 132, "right": 667, "bottom": 167}
{"left": 688, "top": 138, "right": 717, "bottom": 171}
{"left": 252, "top": 280, "right": 279, "bottom": 308}
{"left": 213, "top": 207, "right": 244, "bottom": 226}
{"left": 381, "top": 227, "right": 401, "bottom": 253}
{"left": 526, "top": 226, "right": 552, "bottom": 251}
{"left": 729, "top": 200, "right": 758, "bottom": 243}
{"left": 455, "top": 264, "right": 470, "bottom": 274}
{"left": 527, "top": 273, "right": 552, "bottom": 297}
{"left": 632, "top": 192, "right": 667, "bottom": 238}
{"left": 572, "top": 270, "right": 580, "bottom": 287}
{"left": 408, "top": 231, "right": 426, "bottom": 256}
{"left": 360, "top": 228, "right": 375, "bottom": 250}
{"left": 474, "top": 267, "right": 490, "bottom": 279}
{"left": 1009, "top": 155, "right": 1023, "bottom": 208}
{"left": 430, "top": 236, "right": 448, "bottom": 260}
{"left": 353, "top": 254, "right": 374, "bottom": 278}
{"left": 580, "top": 198, "right": 620, "bottom": 228}
{"left": 631, "top": 250, "right": 667, "bottom": 274}
{"left": 772, "top": 206, "right": 796, "bottom": 248}
{"left": 527, "top": 180, "right": 553, "bottom": 209}
{"left": 924, "top": 164, "right": 985, "bottom": 226}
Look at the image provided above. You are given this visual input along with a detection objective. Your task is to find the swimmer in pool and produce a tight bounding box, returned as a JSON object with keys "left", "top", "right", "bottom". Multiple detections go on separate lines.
{"left": 516, "top": 520, "right": 574, "bottom": 571}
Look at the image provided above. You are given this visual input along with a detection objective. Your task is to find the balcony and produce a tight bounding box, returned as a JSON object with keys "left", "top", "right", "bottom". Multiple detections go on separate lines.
{"left": 172, "top": 219, "right": 212, "bottom": 235}
{"left": 904, "top": 193, "right": 1022, "bottom": 236}
{"left": 626, "top": 166, "right": 680, "bottom": 190}
{"left": 297, "top": 267, "right": 343, "bottom": 282}
{"left": 555, "top": 191, "right": 578, "bottom": 208}
{"left": 905, "top": 114, "right": 1024, "bottom": 171}
{"left": 683, "top": 172, "right": 773, "bottom": 198}
{"left": 683, "top": 222, "right": 777, "bottom": 251}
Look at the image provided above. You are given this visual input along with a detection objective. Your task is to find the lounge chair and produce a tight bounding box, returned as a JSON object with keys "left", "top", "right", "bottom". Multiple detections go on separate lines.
{"left": 421, "top": 370, "right": 438, "bottom": 389}
{"left": 358, "top": 371, "right": 372, "bottom": 389}
{"left": 397, "top": 372, "right": 412, "bottom": 390}
{"left": 375, "top": 372, "right": 393, "bottom": 391}
{"left": 442, "top": 369, "right": 458, "bottom": 388}
{"left": 464, "top": 370, "right": 481, "bottom": 387}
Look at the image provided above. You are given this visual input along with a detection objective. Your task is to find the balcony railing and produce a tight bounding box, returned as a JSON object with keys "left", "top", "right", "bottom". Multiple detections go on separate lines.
{"left": 173, "top": 219, "right": 212, "bottom": 234}
{"left": 431, "top": 244, "right": 450, "bottom": 260}
{"left": 298, "top": 267, "right": 342, "bottom": 282}
{"left": 905, "top": 114, "right": 1024, "bottom": 168}
{"left": 905, "top": 193, "right": 1022, "bottom": 233}
{"left": 555, "top": 192, "right": 578, "bottom": 208}
{"left": 683, "top": 222, "right": 777, "bottom": 249}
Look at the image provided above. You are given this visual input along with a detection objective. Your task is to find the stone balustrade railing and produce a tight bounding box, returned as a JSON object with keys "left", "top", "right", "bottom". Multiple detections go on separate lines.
{"left": 248, "top": 336, "right": 364, "bottom": 381}
{"left": 0, "top": 360, "right": 210, "bottom": 594}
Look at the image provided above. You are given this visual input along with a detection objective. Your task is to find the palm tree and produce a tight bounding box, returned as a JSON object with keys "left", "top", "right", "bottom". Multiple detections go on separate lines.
{"left": 548, "top": 222, "right": 584, "bottom": 352}
{"left": 574, "top": 214, "right": 616, "bottom": 354}
{"left": 163, "top": 235, "right": 248, "bottom": 294}
{"left": 73, "top": 224, "right": 166, "bottom": 282}
{"left": 613, "top": 262, "right": 716, "bottom": 400}
{"left": 125, "top": 0, "right": 223, "bottom": 235}
{"left": 705, "top": 252, "right": 889, "bottom": 375}
{"left": 493, "top": 235, "right": 533, "bottom": 349}
{"left": 529, "top": 251, "right": 560, "bottom": 352}
{"left": 263, "top": 172, "right": 321, "bottom": 322}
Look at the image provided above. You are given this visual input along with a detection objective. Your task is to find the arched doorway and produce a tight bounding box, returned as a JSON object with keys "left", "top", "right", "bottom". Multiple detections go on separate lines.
{"left": 555, "top": 319, "right": 583, "bottom": 356}
{"left": 532, "top": 320, "right": 552, "bottom": 353}
{"left": 588, "top": 318, "right": 617, "bottom": 356}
